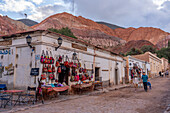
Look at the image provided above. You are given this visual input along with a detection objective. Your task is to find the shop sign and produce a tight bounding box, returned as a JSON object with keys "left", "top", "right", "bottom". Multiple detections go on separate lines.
{"left": 0, "top": 50, "right": 11, "bottom": 55}
{"left": 5, "top": 63, "right": 14, "bottom": 75}
{"left": 72, "top": 43, "right": 87, "bottom": 51}
{"left": 30, "top": 68, "right": 39, "bottom": 76}
{"left": 35, "top": 54, "right": 40, "bottom": 61}
{"left": 0, "top": 40, "right": 12, "bottom": 46}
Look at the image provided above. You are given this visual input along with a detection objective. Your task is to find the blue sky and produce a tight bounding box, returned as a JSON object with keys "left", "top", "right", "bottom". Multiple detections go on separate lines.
{"left": 0, "top": 0, "right": 170, "bottom": 32}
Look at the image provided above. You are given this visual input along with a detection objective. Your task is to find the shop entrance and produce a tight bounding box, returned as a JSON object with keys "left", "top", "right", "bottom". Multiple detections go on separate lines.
{"left": 115, "top": 69, "right": 118, "bottom": 85}
{"left": 95, "top": 67, "right": 100, "bottom": 81}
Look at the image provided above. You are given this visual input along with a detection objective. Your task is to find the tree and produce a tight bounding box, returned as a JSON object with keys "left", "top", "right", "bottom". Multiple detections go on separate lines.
{"left": 156, "top": 47, "right": 170, "bottom": 63}
{"left": 168, "top": 40, "right": 170, "bottom": 47}
{"left": 48, "top": 27, "right": 77, "bottom": 39}
{"left": 126, "top": 48, "right": 143, "bottom": 56}
{"left": 141, "top": 45, "right": 156, "bottom": 53}
{"left": 119, "top": 52, "right": 125, "bottom": 56}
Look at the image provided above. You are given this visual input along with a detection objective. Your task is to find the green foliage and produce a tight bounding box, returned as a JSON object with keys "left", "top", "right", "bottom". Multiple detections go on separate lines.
{"left": 126, "top": 48, "right": 143, "bottom": 56}
{"left": 48, "top": 27, "right": 77, "bottom": 39}
{"left": 168, "top": 40, "right": 170, "bottom": 47}
{"left": 141, "top": 45, "right": 156, "bottom": 53}
{"left": 119, "top": 52, "right": 125, "bottom": 56}
{"left": 156, "top": 47, "right": 170, "bottom": 63}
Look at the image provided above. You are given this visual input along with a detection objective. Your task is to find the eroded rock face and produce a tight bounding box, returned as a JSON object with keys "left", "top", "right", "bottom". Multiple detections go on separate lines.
{"left": 112, "top": 40, "right": 158, "bottom": 54}
{"left": 31, "top": 12, "right": 126, "bottom": 48}
{"left": 156, "top": 35, "right": 170, "bottom": 49}
{"left": 113, "top": 27, "right": 170, "bottom": 45}
{"left": 1, "top": 12, "right": 169, "bottom": 52}
{"left": 0, "top": 15, "right": 30, "bottom": 35}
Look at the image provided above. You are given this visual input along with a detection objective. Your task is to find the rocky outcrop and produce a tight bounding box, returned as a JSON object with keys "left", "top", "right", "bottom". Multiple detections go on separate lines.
{"left": 0, "top": 12, "right": 169, "bottom": 52}
{"left": 0, "top": 15, "right": 30, "bottom": 35}
{"left": 112, "top": 40, "right": 157, "bottom": 54}
{"left": 31, "top": 12, "right": 126, "bottom": 48}
{"left": 113, "top": 27, "right": 170, "bottom": 45}
{"left": 17, "top": 19, "right": 38, "bottom": 26}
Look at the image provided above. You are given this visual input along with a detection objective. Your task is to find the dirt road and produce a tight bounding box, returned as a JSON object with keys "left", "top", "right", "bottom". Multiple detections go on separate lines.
{"left": 11, "top": 77, "right": 170, "bottom": 113}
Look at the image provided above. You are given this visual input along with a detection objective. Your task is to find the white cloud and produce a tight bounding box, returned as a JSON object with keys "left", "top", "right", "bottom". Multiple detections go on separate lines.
{"left": 28, "top": 0, "right": 73, "bottom": 21}
{"left": 31, "top": 0, "right": 43, "bottom": 5}
{"left": 152, "top": 0, "right": 170, "bottom": 9}
{"left": 0, "top": 14, "right": 3, "bottom": 16}
{"left": 0, "top": 0, "right": 35, "bottom": 12}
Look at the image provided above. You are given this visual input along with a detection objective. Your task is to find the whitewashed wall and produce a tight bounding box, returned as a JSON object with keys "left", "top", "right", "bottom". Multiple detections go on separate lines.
{"left": 0, "top": 31, "right": 125, "bottom": 89}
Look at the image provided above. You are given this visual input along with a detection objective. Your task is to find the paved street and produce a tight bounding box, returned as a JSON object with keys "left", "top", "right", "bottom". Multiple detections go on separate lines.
{"left": 6, "top": 77, "right": 170, "bottom": 113}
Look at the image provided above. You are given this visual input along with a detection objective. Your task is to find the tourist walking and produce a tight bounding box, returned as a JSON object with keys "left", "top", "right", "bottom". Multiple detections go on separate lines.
{"left": 133, "top": 75, "right": 138, "bottom": 92}
{"left": 141, "top": 71, "right": 148, "bottom": 92}
{"left": 165, "top": 70, "right": 169, "bottom": 77}
{"left": 159, "top": 71, "right": 162, "bottom": 77}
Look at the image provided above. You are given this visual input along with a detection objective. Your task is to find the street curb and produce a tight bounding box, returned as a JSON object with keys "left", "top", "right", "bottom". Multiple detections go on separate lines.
{"left": 6, "top": 95, "right": 87, "bottom": 113}
{"left": 5, "top": 84, "right": 130, "bottom": 113}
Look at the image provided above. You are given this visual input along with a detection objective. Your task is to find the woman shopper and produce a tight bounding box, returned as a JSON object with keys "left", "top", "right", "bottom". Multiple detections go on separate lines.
{"left": 142, "top": 71, "right": 148, "bottom": 92}
{"left": 133, "top": 75, "right": 138, "bottom": 92}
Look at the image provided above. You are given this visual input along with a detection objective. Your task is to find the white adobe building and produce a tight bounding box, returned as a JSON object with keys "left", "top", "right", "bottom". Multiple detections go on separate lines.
{"left": 0, "top": 30, "right": 126, "bottom": 89}
{"left": 125, "top": 55, "right": 151, "bottom": 82}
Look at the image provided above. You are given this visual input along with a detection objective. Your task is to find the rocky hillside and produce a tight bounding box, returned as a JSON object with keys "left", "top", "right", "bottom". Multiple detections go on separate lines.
{"left": 113, "top": 27, "right": 170, "bottom": 45}
{"left": 0, "top": 15, "right": 30, "bottom": 35}
{"left": 31, "top": 12, "right": 126, "bottom": 48}
{"left": 17, "top": 19, "right": 38, "bottom": 26}
{"left": 0, "top": 12, "right": 170, "bottom": 52}
{"left": 112, "top": 40, "right": 158, "bottom": 54}
{"left": 97, "top": 22, "right": 125, "bottom": 29}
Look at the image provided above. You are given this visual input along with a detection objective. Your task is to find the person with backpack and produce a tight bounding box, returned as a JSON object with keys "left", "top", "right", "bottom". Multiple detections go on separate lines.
{"left": 141, "top": 71, "right": 148, "bottom": 92}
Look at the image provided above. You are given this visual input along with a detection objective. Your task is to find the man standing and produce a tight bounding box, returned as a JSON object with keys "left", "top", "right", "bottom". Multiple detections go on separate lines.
{"left": 142, "top": 71, "right": 148, "bottom": 92}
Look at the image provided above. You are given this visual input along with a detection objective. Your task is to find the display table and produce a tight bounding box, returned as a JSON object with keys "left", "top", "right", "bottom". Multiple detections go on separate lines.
{"left": 93, "top": 81, "right": 103, "bottom": 90}
{"left": 71, "top": 83, "right": 94, "bottom": 94}
{"left": 42, "top": 86, "right": 69, "bottom": 99}
{"left": 3, "top": 90, "right": 24, "bottom": 107}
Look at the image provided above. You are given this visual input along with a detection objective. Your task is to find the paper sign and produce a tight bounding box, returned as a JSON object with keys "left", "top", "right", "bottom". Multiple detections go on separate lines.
{"left": 35, "top": 55, "right": 40, "bottom": 61}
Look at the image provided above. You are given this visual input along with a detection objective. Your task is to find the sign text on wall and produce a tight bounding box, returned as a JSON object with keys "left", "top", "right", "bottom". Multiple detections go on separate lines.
{"left": 72, "top": 43, "right": 87, "bottom": 51}
{"left": 0, "top": 40, "right": 12, "bottom": 46}
{"left": 0, "top": 50, "right": 11, "bottom": 55}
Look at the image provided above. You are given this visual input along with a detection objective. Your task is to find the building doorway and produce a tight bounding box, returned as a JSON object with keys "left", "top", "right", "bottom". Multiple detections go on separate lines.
{"left": 115, "top": 69, "right": 118, "bottom": 85}
{"left": 95, "top": 67, "right": 100, "bottom": 81}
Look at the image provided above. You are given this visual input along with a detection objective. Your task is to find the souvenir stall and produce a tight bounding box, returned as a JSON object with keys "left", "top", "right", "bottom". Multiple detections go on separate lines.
{"left": 39, "top": 49, "right": 94, "bottom": 96}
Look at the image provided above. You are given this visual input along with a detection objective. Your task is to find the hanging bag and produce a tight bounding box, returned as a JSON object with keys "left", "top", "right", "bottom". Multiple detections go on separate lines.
{"left": 40, "top": 50, "right": 45, "bottom": 63}
{"left": 49, "top": 73, "right": 54, "bottom": 80}
{"left": 44, "top": 52, "right": 48, "bottom": 64}
{"left": 55, "top": 55, "right": 60, "bottom": 67}
{"left": 83, "top": 64, "right": 87, "bottom": 73}
{"left": 46, "top": 51, "right": 50, "bottom": 64}
{"left": 48, "top": 64, "right": 52, "bottom": 73}
{"left": 69, "top": 61, "right": 73, "bottom": 68}
{"left": 58, "top": 55, "right": 62, "bottom": 62}
{"left": 42, "top": 64, "right": 48, "bottom": 73}
{"left": 52, "top": 65, "right": 55, "bottom": 72}
{"left": 57, "top": 66, "right": 61, "bottom": 73}
{"left": 74, "top": 75, "right": 79, "bottom": 81}
{"left": 64, "top": 55, "right": 70, "bottom": 68}
{"left": 50, "top": 51, "right": 54, "bottom": 64}
{"left": 41, "top": 73, "right": 46, "bottom": 80}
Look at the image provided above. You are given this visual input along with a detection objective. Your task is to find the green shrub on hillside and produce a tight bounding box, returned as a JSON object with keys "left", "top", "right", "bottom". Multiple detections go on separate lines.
{"left": 48, "top": 27, "right": 77, "bottom": 39}
{"left": 126, "top": 48, "right": 143, "bottom": 56}
{"left": 141, "top": 45, "right": 156, "bottom": 53}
